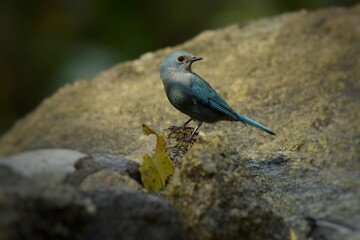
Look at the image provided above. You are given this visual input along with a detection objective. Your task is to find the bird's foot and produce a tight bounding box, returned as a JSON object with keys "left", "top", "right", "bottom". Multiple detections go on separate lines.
{"left": 181, "top": 131, "right": 199, "bottom": 142}
{"left": 182, "top": 136, "right": 195, "bottom": 142}
{"left": 168, "top": 119, "right": 192, "bottom": 131}
{"left": 168, "top": 125, "right": 184, "bottom": 131}
{"left": 167, "top": 124, "right": 198, "bottom": 142}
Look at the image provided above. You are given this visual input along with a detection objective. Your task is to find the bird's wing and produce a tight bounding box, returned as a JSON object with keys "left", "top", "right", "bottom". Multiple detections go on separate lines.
{"left": 190, "top": 74, "right": 241, "bottom": 121}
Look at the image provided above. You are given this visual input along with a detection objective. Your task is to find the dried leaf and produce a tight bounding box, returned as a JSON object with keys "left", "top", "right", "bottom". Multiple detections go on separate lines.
{"left": 139, "top": 124, "right": 174, "bottom": 192}
{"left": 289, "top": 228, "right": 297, "bottom": 240}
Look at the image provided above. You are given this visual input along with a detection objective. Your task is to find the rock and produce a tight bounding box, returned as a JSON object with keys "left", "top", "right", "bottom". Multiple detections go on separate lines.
{"left": 162, "top": 126, "right": 197, "bottom": 168}
{"left": 0, "top": 166, "right": 96, "bottom": 240}
{"left": 78, "top": 169, "right": 142, "bottom": 191}
{"left": 0, "top": 149, "right": 143, "bottom": 190}
{"left": 0, "top": 4, "right": 360, "bottom": 240}
{"left": 83, "top": 190, "right": 187, "bottom": 240}
{"left": 164, "top": 136, "right": 290, "bottom": 240}
{"left": 0, "top": 149, "right": 86, "bottom": 185}
{"left": 0, "top": 166, "right": 186, "bottom": 240}
{"left": 66, "top": 154, "right": 142, "bottom": 191}
{"left": 305, "top": 217, "right": 360, "bottom": 240}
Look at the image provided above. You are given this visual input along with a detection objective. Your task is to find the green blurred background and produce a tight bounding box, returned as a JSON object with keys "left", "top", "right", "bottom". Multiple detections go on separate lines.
{"left": 0, "top": 0, "right": 357, "bottom": 135}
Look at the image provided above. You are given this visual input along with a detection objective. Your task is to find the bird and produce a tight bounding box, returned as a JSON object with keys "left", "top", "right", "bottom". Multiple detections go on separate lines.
{"left": 159, "top": 51, "right": 275, "bottom": 141}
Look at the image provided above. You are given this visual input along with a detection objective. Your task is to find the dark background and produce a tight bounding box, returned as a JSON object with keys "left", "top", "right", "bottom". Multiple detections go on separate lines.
{"left": 0, "top": 0, "right": 357, "bottom": 135}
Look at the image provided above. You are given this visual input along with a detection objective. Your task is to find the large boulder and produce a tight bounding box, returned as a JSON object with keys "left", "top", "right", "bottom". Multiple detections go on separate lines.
{"left": 1, "top": 4, "right": 360, "bottom": 240}
{"left": 0, "top": 160, "right": 187, "bottom": 240}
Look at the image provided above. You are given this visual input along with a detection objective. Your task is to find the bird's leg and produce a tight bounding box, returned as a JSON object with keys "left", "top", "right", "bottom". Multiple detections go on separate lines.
{"left": 182, "top": 118, "right": 192, "bottom": 127}
{"left": 169, "top": 118, "right": 192, "bottom": 131}
{"left": 185, "top": 121, "right": 203, "bottom": 141}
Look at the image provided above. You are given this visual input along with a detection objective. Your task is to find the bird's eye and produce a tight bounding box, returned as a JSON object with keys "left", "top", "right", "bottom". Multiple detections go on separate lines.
{"left": 177, "top": 56, "right": 184, "bottom": 62}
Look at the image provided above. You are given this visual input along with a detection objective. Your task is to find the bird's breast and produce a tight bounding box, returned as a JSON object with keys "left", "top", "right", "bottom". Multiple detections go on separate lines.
{"left": 167, "top": 86, "right": 190, "bottom": 104}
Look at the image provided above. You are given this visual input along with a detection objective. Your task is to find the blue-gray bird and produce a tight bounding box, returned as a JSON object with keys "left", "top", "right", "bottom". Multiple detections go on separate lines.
{"left": 160, "top": 51, "right": 275, "bottom": 140}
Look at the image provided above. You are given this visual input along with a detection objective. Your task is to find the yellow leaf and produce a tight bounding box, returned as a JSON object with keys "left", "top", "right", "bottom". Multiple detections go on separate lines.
{"left": 289, "top": 228, "right": 297, "bottom": 240}
{"left": 139, "top": 124, "right": 174, "bottom": 192}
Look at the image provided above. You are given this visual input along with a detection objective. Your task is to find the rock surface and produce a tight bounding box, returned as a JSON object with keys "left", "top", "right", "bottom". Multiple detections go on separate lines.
{"left": 66, "top": 153, "right": 142, "bottom": 191}
{"left": 164, "top": 133, "right": 289, "bottom": 240}
{"left": 1, "top": 4, "right": 360, "bottom": 240}
{"left": 83, "top": 190, "right": 187, "bottom": 240}
{"left": 0, "top": 166, "right": 96, "bottom": 240}
{"left": 0, "top": 159, "right": 187, "bottom": 240}
{"left": 0, "top": 149, "right": 86, "bottom": 185}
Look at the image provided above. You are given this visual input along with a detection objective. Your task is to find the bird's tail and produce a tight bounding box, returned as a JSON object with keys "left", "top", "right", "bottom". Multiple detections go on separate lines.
{"left": 236, "top": 112, "right": 276, "bottom": 135}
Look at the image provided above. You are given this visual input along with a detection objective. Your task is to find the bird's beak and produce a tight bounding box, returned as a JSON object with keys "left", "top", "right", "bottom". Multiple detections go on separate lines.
{"left": 188, "top": 56, "right": 203, "bottom": 62}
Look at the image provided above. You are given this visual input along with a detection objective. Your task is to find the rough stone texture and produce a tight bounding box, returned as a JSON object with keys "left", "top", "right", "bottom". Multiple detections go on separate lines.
{"left": 0, "top": 4, "right": 360, "bottom": 240}
{"left": 66, "top": 154, "right": 142, "bottom": 191}
{"left": 0, "top": 166, "right": 187, "bottom": 240}
{"left": 164, "top": 134, "right": 290, "bottom": 240}
{"left": 83, "top": 190, "right": 187, "bottom": 240}
{"left": 162, "top": 126, "right": 197, "bottom": 168}
{"left": 0, "top": 149, "right": 86, "bottom": 185}
{"left": 0, "top": 149, "right": 142, "bottom": 191}
{"left": 78, "top": 168, "right": 142, "bottom": 191}
{"left": 0, "top": 166, "right": 96, "bottom": 240}
{"left": 305, "top": 217, "right": 360, "bottom": 240}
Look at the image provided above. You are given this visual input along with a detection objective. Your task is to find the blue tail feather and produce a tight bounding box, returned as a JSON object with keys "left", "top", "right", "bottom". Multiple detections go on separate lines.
{"left": 237, "top": 113, "right": 276, "bottom": 135}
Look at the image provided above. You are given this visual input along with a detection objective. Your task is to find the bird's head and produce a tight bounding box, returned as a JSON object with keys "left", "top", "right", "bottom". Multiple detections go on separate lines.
{"left": 160, "top": 51, "right": 202, "bottom": 75}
